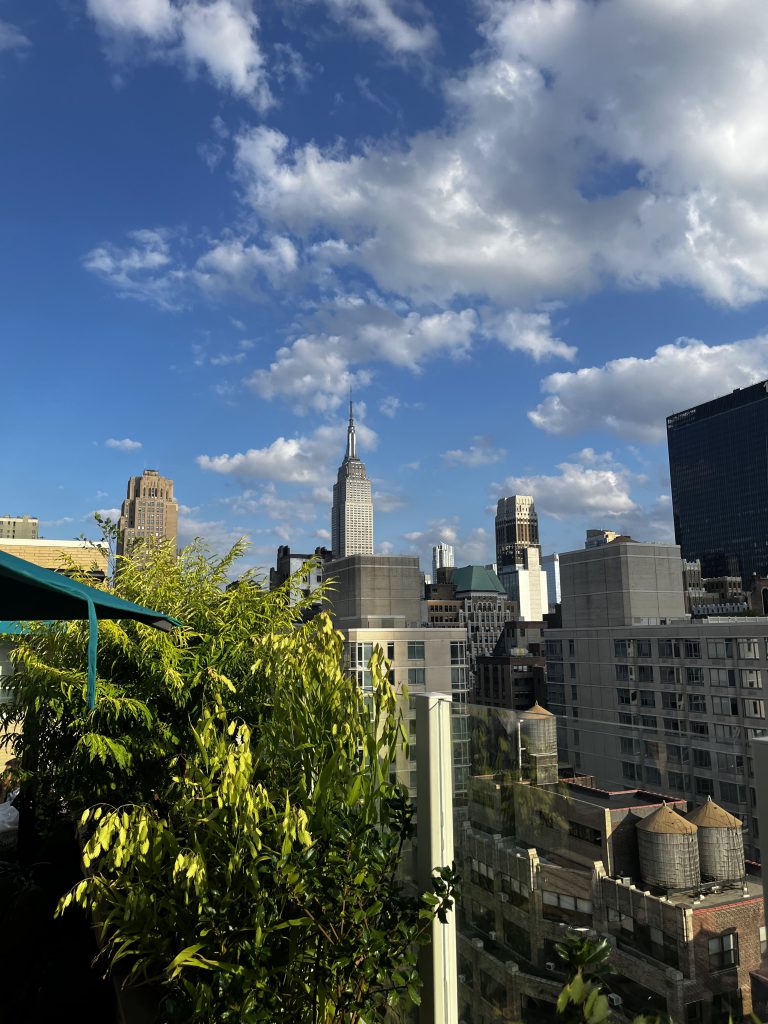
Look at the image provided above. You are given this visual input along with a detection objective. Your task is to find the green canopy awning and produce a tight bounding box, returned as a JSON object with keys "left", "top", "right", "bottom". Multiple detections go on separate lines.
{"left": 0, "top": 548, "right": 181, "bottom": 708}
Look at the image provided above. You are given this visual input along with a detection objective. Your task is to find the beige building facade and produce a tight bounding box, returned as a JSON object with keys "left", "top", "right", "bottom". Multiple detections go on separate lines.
{"left": 0, "top": 538, "right": 109, "bottom": 579}
{"left": 0, "top": 515, "right": 38, "bottom": 540}
{"left": 117, "top": 469, "right": 178, "bottom": 557}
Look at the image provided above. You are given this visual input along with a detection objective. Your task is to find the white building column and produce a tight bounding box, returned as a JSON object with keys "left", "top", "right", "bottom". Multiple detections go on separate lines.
{"left": 415, "top": 692, "right": 458, "bottom": 1024}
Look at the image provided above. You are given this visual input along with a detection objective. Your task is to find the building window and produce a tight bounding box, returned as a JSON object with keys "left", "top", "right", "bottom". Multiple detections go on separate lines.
{"left": 637, "top": 639, "right": 652, "bottom": 658}
{"left": 713, "top": 696, "right": 739, "bottom": 716}
{"left": 616, "top": 688, "right": 632, "bottom": 705}
{"left": 740, "top": 669, "right": 762, "bottom": 689}
{"left": 618, "top": 711, "right": 633, "bottom": 724}
{"left": 569, "top": 663, "right": 576, "bottom": 680}
{"left": 707, "top": 639, "right": 733, "bottom": 659}
{"left": 621, "top": 736, "right": 640, "bottom": 755}
{"left": 568, "top": 639, "right": 575, "bottom": 657}
{"left": 717, "top": 752, "right": 745, "bottom": 774}
{"left": 644, "top": 740, "right": 660, "bottom": 758}
{"left": 666, "top": 744, "right": 689, "bottom": 764}
{"left": 616, "top": 664, "right": 632, "bottom": 681}
{"left": 387, "top": 642, "right": 395, "bottom": 661}
{"left": 696, "top": 777, "right": 715, "bottom": 797}
{"left": 684, "top": 640, "right": 701, "bottom": 659}
{"left": 688, "top": 694, "right": 707, "bottom": 714}
{"left": 662, "top": 692, "right": 683, "bottom": 710}
{"left": 614, "top": 640, "right": 631, "bottom": 658}
{"left": 639, "top": 690, "right": 655, "bottom": 707}
{"left": 693, "top": 749, "right": 711, "bottom": 769}
{"left": 690, "top": 720, "right": 709, "bottom": 737}
{"left": 640, "top": 715, "right": 657, "bottom": 729}
{"left": 708, "top": 933, "right": 738, "bottom": 971}
{"left": 686, "top": 667, "right": 704, "bottom": 686}
{"left": 407, "top": 668, "right": 425, "bottom": 688}
{"left": 658, "top": 639, "right": 680, "bottom": 658}
{"left": 623, "top": 762, "right": 640, "bottom": 781}
{"left": 743, "top": 698, "right": 765, "bottom": 718}
{"left": 719, "top": 782, "right": 747, "bottom": 804}
{"left": 738, "top": 639, "right": 760, "bottom": 660}
{"left": 407, "top": 641, "right": 425, "bottom": 660}
{"left": 645, "top": 766, "right": 662, "bottom": 785}
{"left": 664, "top": 717, "right": 687, "bottom": 734}
{"left": 710, "top": 668, "right": 736, "bottom": 687}
{"left": 638, "top": 665, "right": 654, "bottom": 683}
{"left": 668, "top": 771, "right": 688, "bottom": 790}
{"left": 660, "top": 666, "right": 681, "bottom": 685}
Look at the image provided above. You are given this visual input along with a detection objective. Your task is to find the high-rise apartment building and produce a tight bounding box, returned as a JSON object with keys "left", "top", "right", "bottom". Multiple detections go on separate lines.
{"left": 0, "top": 515, "right": 38, "bottom": 540}
{"left": 117, "top": 469, "right": 178, "bottom": 557}
{"left": 331, "top": 403, "right": 373, "bottom": 559}
{"left": 495, "top": 495, "right": 540, "bottom": 569}
{"left": 431, "top": 541, "right": 454, "bottom": 582}
{"left": 667, "top": 380, "right": 768, "bottom": 580}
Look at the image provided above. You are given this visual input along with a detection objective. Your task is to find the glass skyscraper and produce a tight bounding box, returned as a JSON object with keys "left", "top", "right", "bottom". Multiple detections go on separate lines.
{"left": 667, "top": 380, "right": 768, "bottom": 581}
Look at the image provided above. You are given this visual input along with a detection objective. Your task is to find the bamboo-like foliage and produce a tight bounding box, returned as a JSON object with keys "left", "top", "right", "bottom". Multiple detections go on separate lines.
{"left": 3, "top": 538, "right": 456, "bottom": 1022}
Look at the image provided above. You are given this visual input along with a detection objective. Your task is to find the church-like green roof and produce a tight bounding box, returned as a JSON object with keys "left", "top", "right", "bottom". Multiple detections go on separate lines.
{"left": 452, "top": 564, "right": 506, "bottom": 595}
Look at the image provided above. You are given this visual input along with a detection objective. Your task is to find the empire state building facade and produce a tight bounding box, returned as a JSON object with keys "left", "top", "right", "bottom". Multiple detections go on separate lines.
{"left": 332, "top": 403, "right": 374, "bottom": 558}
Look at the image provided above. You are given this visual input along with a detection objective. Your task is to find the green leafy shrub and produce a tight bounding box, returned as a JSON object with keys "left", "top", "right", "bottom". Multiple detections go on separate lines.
{"left": 3, "top": 539, "right": 456, "bottom": 1021}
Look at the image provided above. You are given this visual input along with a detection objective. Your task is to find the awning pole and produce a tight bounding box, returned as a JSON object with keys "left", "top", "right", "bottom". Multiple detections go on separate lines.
{"left": 86, "top": 599, "right": 98, "bottom": 709}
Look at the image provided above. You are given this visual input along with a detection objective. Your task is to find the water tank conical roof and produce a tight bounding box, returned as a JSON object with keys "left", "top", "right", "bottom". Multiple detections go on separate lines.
{"left": 521, "top": 701, "right": 554, "bottom": 718}
{"left": 686, "top": 796, "right": 742, "bottom": 829}
{"left": 637, "top": 802, "right": 697, "bottom": 835}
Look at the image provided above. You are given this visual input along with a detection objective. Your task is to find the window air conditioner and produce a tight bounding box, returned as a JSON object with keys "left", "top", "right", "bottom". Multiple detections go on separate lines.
{"left": 545, "top": 961, "right": 556, "bottom": 972}
{"left": 608, "top": 994, "right": 623, "bottom": 1007}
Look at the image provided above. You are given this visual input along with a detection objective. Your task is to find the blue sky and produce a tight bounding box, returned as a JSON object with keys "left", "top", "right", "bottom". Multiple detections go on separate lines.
{"left": 4, "top": 0, "right": 768, "bottom": 574}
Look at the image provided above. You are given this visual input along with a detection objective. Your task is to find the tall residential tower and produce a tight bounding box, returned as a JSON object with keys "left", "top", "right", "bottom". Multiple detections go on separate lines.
{"left": 432, "top": 542, "right": 454, "bottom": 581}
{"left": 331, "top": 403, "right": 374, "bottom": 558}
{"left": 117, "top": 469, "right": 179, "bottom": 557}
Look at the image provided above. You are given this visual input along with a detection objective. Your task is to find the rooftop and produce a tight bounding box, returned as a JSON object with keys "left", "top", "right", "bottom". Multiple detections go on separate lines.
{"left": 452, "top": 564, "right": 506, "bottom": 595}
{"left": 559, "top": 782, "right": 686, "bottom": 811}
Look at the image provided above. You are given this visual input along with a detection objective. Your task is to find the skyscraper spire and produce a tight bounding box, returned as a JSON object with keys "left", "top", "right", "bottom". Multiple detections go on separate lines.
{"left": 346, "top": 396, "right": 357, "bottom": 460}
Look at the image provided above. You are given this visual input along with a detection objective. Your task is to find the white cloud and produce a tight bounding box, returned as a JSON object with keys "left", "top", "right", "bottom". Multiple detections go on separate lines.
{"left": 197, "top": 417, "right": 378, "bottom": 485}
{"left": 373, "top": 490, "right": 405, "bottom": 513}
{"left": 232, "top": 1, "right": 768, "bottom": 308}
{"left": 402, "top": 517, "right": 491, "bottom": 567}
{"left": 0, "top": 21, "right": 30, "bottom": 50}
{"left": 83, "top": 229, "right": 184, "bottom": 309}
{"left": 86, "top": 0, "right": 270, "bottom": 107}
{"left": 319, "top": 0, "right": 436, "bottom": 54}
{"left": 488, "top": 310, "right": 577, "bottom": 362}
{"left": 442, "top": 436, "right": 506, "bottom": 468}
{"left": 106, "top": 437, "right": 143, "bottom": 451}
{"left": 193, "top": 234, "right": 298, "bottom": 295}
{"left": 530, "top": 335, "right": 768, "bottom": 441}
{"left": 92, "top": 507, "right": 122, "bottom": 521}
{"left": 379, "top": 395, "right": 400, "bottom": 418}
{"left": 249, "top": 306, "right": 476, "bottom": 413}
{"left": 177, "top": 513, "right": 248, "bottom": 550}
{"left": 496, "top": 454, "right": 637, "bottom": 520}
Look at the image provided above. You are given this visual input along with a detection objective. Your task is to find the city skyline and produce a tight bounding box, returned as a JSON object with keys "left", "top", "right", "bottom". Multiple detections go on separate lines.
{"left": 6, "top": 2, "right": 768, "bottom": 573}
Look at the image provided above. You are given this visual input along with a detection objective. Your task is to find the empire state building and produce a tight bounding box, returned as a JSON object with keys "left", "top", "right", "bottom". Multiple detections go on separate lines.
{"left": 331, "top": 402, "right": 374, "bottom": 558}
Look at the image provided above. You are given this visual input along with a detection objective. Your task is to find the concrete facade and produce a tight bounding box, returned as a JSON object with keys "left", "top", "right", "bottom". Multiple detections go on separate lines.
{"left": 0, "top": 515, "right": 38, "bottom": 540}
{"left": 559, "top": 542, "right": 687, "bottom": 629}
{"left": 343, "top": 625, "right": 471, "bottom": 797}
{"left": 323, "top": 554, "right": 423, "bottom": 628}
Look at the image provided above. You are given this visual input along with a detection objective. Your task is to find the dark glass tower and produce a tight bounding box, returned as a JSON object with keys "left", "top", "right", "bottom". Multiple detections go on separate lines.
{"left": 667, "top": 381, "right": 768, "bottom": 580}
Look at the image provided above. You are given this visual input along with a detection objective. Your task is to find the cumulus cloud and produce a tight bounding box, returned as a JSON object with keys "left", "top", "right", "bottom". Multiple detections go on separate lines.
{"left": 106, "top": 437, "right": 143, "bottom": 451}
{"left": 379, "top": 395, "right": 400, "bottom": 418}
{"left": 83, "top": 229, "right": 184, "bottom": 309}
{"left": 193, "top": 234, "right": 298, "bottom": 295}
{"left": 442, "top": 436, "right": 506, "bottom": 468}
{"left": 319, "top": 0, "right": 436, "bottom": 54}
{"left": 86, "top": 0, "right": 270, "bottom": 107}
{"left": 496, "top": 453, "right": 637, "bottom": 520}
{"left": 92, "top": 506, "right": 122, "bottom": 520}
{"left": 231, "top": 1, "right": 768, "bottom": 308}
{"left": 0, "top": 21, "right": 30, "bottom": 50}
{"left": 488, "top": 310, "right": 577, "bottom": 362}
{"left": 197, "top": 417, "right": 378, "bottom": 485}
{"left": 529, "top": 335, "right": 768, "bottom": 441}
{"left": 373, "top": 490, "right": 405, "bottom": 513}
{"left": 249, "top": 306, "right": 476, "bottom": 413}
